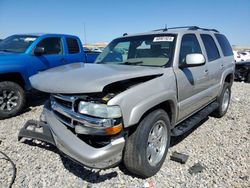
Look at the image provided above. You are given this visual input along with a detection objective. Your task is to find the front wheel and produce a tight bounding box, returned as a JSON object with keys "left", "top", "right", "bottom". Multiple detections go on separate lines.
{"left": 123, "top": 109, "right": 171, "bottom": 178}
{"left": 0, "top": 81, "right": 25, "bottom": 119}
{"left": 211, "top": 83, "right": 231, "bottom": 118}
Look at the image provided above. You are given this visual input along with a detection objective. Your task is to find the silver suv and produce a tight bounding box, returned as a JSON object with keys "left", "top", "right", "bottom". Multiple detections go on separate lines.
{"left": 19, "top": 26, "right": 235, "bottom": 178}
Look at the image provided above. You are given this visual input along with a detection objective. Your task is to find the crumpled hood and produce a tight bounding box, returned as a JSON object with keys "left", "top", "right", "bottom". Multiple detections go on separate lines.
{"left": 30, "top": 63, "right": 165, "bottom": 93}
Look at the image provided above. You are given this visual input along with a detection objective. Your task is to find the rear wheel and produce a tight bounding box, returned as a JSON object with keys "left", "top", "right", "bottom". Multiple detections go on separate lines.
{"left": 211, "top": 83, "right": 231, "bottom": 118}
{"left": 0, "top": 81, "right": 25, "bottom": 119}
{"left": 123, "top": 109, "right": 171, "bottom": 178}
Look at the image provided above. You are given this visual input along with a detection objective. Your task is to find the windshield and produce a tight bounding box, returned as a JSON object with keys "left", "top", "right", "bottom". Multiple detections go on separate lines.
{"left": 95, "top": 34, "right": 176, "bottom": 67}
{"left": 0, "top": 35, "right": 37, "bottom": 53}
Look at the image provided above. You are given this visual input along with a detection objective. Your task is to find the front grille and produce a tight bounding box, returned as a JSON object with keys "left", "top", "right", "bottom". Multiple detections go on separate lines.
{"left": 51, "top": 94, "right": 76, "bottom": 128}
{"left": 50, "top": 94, "right": 112, "bottom": 129}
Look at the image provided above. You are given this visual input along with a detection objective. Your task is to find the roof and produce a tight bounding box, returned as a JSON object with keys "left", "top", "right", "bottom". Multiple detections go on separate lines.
{"left": 120, "top": 26, "right": 220, "bottom": 38}
{"left": 13, "top": 33, "right": 79, "bottom": 38}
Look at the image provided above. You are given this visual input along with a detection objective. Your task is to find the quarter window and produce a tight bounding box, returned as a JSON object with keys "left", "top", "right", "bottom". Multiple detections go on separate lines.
{"left": 36, "top": 37, "right": 62, "bottom": 55}
{"left": 215, "top": 34, "right": 233, "bottom": 56}
{"left": 201, "top": 34, "right": 220, "bottom": 61}
{"left": 66, "top": 38, "right": 80, "bottom": 54}
{"left": 179, "top": 34, "right": 202, "bottom": 64}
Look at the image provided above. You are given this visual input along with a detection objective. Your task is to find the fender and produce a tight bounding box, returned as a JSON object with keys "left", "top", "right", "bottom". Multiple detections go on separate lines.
{"left": 108, "top": 69, "right": 178, "bottom": 127}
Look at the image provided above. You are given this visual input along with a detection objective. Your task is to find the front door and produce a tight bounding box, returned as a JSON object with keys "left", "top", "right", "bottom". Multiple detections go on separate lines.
{"left": 175, "top": 34, "right": 210, "bottom": 122}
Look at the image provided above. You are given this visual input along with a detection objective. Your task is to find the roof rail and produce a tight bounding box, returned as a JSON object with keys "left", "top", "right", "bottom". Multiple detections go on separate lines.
{"left": 153, "top": 26, "right": 219, "bottom": 33}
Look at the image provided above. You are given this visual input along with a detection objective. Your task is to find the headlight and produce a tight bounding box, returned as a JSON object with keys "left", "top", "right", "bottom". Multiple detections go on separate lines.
{"left": 78, "top": 101, "right": 122, "bottom": 119}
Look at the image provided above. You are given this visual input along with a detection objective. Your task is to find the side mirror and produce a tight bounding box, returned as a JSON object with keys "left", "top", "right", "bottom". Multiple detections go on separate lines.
{"left": 34, "top": 47, "right": 45, "bottom": 56}
{"left": 180, "top": 53, "right": 205, "bottom": 68}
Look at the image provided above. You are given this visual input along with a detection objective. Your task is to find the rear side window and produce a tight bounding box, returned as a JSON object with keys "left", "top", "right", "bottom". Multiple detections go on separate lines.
{"left": 179, "top": 34, "right": 202, "bottom": 64}
{"left": 215, "top": 34, "right": 233, "bottom": 56}
{"left": 201, "top": 34, "right": 220, "bottom": 61}
{"left": 36, "top": 37, "right": 62, "bottom": 55}
{"left": 66, "top": 38, "right": 80, "bottom": 54}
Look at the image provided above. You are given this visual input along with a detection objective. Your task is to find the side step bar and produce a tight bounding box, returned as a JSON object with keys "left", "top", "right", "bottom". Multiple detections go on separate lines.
{"left": 171, "top": 101, "right": 219, "bottom": 137}
{"left": 18, "top": 120, "right": 55, "bottom": 146}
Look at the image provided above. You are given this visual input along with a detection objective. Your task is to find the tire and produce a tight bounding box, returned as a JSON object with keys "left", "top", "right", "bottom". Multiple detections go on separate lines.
{"left": 123, "top": 109, "right": 171, "bottom": 178}
{"left": 211, "top": 83, "right": 231, "bottom": 118}
{"left": 0, "top": 81, "right": 25, "bottom": 119}
{"left": 246, "top": 73, "right": 250, "bottom": 83}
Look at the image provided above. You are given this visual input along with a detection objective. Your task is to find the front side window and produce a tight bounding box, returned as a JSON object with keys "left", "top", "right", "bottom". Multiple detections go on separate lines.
{"left": 95, "top": 34, "right": 176, "bottom": 67}
{"left": 36, "top": 37, "right": 62, "bottom": 55}
{"left": 66, "top": 38, "right": 80, "bottom": 54}
{"left": 179, "top": 34, "right": 202, "bottom": 64}
{"left": 0, "top": 35, "right": 37, "bottom": 53}
{"left": 201, "top": 34, "right": 220, "bottom": 61}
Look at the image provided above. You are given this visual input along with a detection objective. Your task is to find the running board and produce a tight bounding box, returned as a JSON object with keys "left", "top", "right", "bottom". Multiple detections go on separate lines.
{"left": 18, "top": 120, "right": 55, "bottom": 146}
{"left": 171, "top": 101, "right": 219, "bottom": 137}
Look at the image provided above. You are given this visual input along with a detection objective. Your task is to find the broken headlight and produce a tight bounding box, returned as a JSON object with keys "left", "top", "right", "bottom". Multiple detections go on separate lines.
{"left": 78, "top": 101, "right": 122, "bottom": 119}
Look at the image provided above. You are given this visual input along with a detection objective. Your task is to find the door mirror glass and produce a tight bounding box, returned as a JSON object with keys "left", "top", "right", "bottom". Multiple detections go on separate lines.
{"left": 34, "top": 47, "right": 45, "bottom": 56}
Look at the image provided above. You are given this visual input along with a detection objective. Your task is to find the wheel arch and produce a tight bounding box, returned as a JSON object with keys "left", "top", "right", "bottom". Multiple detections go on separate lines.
{"left": 0, "top": 72, "right": 25, "bottom": 88}
{"left": 125, "top": 100, "right": 177, "bottom": 136}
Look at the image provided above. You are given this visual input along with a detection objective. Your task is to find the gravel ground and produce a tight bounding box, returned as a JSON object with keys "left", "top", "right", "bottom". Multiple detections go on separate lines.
{"left": 0, "top": 82, "right": 250, "bottom": 188}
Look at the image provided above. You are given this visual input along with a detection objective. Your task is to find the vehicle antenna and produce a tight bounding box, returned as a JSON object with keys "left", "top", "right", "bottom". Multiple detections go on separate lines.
{"left": 84, "top": 23, "right": 87, "bottom": 45}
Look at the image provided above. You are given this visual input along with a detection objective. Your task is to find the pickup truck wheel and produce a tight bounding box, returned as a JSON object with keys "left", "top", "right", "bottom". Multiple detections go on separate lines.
{"left": 123, "top": 109, "right": 170, "bottom": 178}
{"left": 211, "top": 83, "right": 231, "bottom": 118}
{"left": 247, "top": 73, "right": 250, "bottom": 83}
{"left": 0, "top": 81, "right": 25, "bottom": 119}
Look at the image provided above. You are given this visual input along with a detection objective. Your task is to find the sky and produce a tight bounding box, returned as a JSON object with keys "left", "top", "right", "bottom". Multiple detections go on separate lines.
{"left": 0, "top": 0, "right": 250, "bottom": 45}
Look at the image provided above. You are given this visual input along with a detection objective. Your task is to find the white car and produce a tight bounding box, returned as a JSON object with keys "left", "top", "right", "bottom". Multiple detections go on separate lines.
{"left": 233, "top": 50, "right": 243, "bottom": 62}
{"left": 240, "top": 51, "right": 250, "bottom": 61}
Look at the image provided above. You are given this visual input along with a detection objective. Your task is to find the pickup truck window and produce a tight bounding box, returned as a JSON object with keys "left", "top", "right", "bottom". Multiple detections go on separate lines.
{"left": 179, "top": 34, "right": 202, "bottom": 64}
{"left": 0, "top": 35, "right": 37, "bottom": 53}
{"left": 215, "top": 34, "right": 233, "bottom": 57}
{"left": 95, "top": 35, "right": 176, "bottom": 67}
{"left": 36, "top": 37, "right": 62, "bottom": 55}
{"left": 66, "top": 38, "right": 80, "bottom": 54}
{"left": 201, "top": 34, "right": 220, "bottom": 62}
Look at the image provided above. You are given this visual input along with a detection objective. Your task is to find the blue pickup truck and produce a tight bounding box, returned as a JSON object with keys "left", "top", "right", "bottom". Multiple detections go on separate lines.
{"left": 0, "top": 33, "right": 99, "bottom": 119}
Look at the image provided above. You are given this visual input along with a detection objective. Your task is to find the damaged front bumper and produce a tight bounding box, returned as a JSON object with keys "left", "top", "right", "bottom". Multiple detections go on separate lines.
{"left": 18, "top": 106, "right": 125, "bottom": 169}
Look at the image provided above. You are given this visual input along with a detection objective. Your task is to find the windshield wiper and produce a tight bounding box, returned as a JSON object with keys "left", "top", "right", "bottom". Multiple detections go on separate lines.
{"left": 123, "top": 61, "right": 143, "bottom": 65}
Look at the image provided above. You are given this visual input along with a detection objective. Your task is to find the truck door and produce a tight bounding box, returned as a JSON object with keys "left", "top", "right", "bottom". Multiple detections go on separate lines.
{"left": 32, "top": 37, "right": 66, "bottom": 72}
{"left": 175, "top": 34, "right": 210, "bottom": 122}
{"left": 64, "top": 37, "right": 85, "bottom": 63}
{"left": 200, "top": 34, "right": 222, "bottom": 99}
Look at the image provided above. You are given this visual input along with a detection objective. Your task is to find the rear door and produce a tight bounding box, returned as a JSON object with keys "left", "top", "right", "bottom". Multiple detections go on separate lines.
{"left": 64, "top": 37, "right": 85, "bottom": 63}
{"left": 175, "top": 33, "right": 210, "bottom": 122}
{"left": 200, "top": 34, "right": 222, "bottom": 99}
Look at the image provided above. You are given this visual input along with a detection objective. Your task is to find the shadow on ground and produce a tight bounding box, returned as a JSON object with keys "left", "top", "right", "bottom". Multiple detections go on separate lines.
{"left": 20, "top": 139, "right": 118, "bottom": 183}
{"left": 20, "top": 116, "right": 211, "bottom": 182}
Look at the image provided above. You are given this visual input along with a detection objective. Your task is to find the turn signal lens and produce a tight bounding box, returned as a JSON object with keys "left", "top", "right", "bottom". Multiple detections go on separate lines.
{"left": 105, "top": 123, "right": 123, "bottom": 135}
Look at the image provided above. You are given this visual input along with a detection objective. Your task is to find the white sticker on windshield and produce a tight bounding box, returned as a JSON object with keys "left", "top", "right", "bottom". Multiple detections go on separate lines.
{"left": 24, "top": 37, "right": 36, "bottom": 42}
{"left": 153, "top": 36, "right": 174, "bottom": 42}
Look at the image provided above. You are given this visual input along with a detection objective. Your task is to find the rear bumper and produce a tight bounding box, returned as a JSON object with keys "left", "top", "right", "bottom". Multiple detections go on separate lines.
{"left": 18, "top": 106, "right": 125, "bottom": 169}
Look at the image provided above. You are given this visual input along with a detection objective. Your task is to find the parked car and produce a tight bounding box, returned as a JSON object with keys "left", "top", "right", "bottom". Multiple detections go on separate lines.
{"left": 0, "top": 34, "right": 99, "bottom": 119}
{"left": 19, "top": 26, "right": 234, "bottom": 178}
{"left": 239, "top": 51, "right": 250, "bottom": 61}
{"left": 234, "top": 61, "right": 250, "bottom": 82}
{"left": 233, "top": 50, "right": 243, "bottom": 62}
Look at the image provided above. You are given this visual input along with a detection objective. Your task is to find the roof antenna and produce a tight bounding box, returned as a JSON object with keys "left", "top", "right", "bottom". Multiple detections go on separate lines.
{"left": 123, "top": 33, "right": 128, "bottom": 36}
{"left": 163, "top": 24, "right": 168, "bottom": 31}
